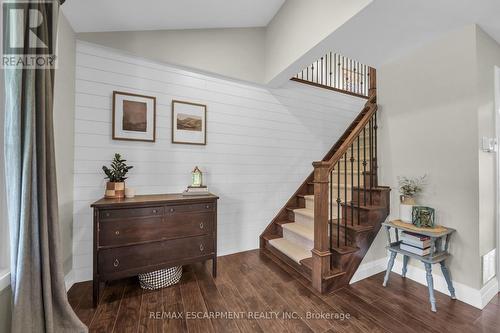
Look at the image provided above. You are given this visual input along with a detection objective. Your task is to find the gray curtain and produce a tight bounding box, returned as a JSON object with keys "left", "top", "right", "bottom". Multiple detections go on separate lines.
{"left": 4, "top": 1, "right": 87, "bottom": 332}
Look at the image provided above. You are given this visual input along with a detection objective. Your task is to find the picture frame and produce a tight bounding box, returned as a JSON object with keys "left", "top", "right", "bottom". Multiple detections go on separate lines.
{"left": 172, "top": 100, "right": 207, "bottom": 145}
{"left": 112, "top": 91, "right": 156, "bottom": 142}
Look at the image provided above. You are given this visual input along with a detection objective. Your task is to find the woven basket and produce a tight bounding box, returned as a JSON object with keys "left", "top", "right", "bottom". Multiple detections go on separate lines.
{"left": 138, "top": 266, "right": 182, "bottom": 290}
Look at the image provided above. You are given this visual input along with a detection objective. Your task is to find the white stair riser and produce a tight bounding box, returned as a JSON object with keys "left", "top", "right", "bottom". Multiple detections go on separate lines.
{"left": 282, "top": 229, "right": 313, "bottom": 251}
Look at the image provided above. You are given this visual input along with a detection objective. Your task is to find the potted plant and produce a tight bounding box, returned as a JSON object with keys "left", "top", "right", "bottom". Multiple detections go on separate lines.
{"left": 102, "top": 153, "right": 133, "bottom": 199}
{"left": 398, "top": 175, "right": 426, "bottom": 223}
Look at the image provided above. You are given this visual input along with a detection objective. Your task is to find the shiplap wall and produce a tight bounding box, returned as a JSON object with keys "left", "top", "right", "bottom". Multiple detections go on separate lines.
{"left": 72, "top": 41, "right": 364, "bottom": 281}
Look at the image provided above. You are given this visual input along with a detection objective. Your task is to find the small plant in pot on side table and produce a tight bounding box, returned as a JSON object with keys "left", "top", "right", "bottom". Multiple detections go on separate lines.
{"left": 102, "top": 153, "right": 133, "bottom": 199}
{"left": 398, "top": 175, "right": 426, "bottom": 223}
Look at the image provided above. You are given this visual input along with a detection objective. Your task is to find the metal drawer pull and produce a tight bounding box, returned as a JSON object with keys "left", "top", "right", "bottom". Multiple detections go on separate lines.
{"left": 199, "top": 244, "right": 204, "bottom": 252}
{"left": 152, "top": 209, "right": 157, "bottom": 214}
{"left": 199, "top": 222, "right": 204, "bottom": 229}
{"left": 169, "top": 208, "right": 175, "bottom": 213}
{"left": 205, "top": 205, "right": 210, "bottom": 209}
{"left": 113, "top": 259, "right": 120, "bottom": 267}
{"left": 115, "top": 230, "right": 120, "bottom": 236}
{"left": 105, "top": 212, "right": 110, "bottom": 217}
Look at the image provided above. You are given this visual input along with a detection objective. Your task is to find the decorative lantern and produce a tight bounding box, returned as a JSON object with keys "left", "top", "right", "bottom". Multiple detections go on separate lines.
{"left": 191, "top": 166, "right": 203, "bottom": 187}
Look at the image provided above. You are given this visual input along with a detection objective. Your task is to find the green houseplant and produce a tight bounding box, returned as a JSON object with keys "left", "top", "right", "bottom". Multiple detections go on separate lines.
{"left": 397, "top": 175, "right": 427, "bottom": 223}
{"left": 102, "top": 153, "right": 133, "bottom": 198}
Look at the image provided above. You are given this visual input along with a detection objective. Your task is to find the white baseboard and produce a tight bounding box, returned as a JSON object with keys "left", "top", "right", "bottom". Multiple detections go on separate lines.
{"left": 0, "top": 269, "right": 10, "bottom": 292}
{"left": 350, "top": 257, "right": 387, "bottom": 284}
{"left": 480, "top": 277, "right": 499, "bottom": 308}
{"left": 65, "top": 270, "right": 76, "bottom": 291}
{"left": 350, "top": 256, "right": 499, "bottom": 309}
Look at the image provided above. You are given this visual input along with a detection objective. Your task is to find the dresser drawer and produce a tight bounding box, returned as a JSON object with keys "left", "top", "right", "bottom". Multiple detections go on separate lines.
{"left": 99, "top": 213, "right": 213, "bottom": 247}
{"left": 98, "top": 235, "right": 214, "bottom": 275}
{"left": 165, "top": 202, "right": 214, "bottom": 214}
{"left": 100, "top": 206, "right": 163, "bottom": 220}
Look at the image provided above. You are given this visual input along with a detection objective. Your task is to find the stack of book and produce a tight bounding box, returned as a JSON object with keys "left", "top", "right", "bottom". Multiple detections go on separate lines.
{"left": 182, "top": 185, "right": 209, "bottom": 196}
{"left": 400, "top": 231, "right": 431, "bottom": 256}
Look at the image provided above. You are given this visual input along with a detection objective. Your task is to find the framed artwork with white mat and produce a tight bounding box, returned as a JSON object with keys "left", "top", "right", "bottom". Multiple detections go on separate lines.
{"left": 172, "top": 100, "right": 207, "bottom": 145}
{"left": 112, "top": 91, "right": 156, "bottom": 142}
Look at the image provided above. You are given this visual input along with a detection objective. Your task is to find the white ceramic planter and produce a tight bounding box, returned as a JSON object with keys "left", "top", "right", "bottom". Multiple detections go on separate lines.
{"left": 399, "top": 204, "right": 414, "bottom": 223}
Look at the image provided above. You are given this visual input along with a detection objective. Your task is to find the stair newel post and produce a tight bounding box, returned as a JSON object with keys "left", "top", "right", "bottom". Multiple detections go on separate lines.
{"left": 311, "top": 161, "right": 332, "bottom": 292}
{"left": 369, "top": 67, "right": 377, "bottom": 98}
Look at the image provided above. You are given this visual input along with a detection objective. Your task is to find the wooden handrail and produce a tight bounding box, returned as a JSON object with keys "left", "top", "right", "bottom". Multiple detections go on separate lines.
{"left": 313, "top": 95, "right": 377, "bottom": 172}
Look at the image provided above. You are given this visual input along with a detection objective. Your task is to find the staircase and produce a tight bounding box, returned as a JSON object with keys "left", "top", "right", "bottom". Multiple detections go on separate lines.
{"left": 260, "top": 56, "right": 390, "bottom": 294}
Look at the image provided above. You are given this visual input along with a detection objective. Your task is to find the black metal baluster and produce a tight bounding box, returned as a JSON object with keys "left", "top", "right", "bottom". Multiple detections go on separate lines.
{"left": 357, "top": 135, "right": 361, "bottom": 225}
{"left": 337, "top": 162, "right": 341, "bottom": 248}
{"left": 374, "top": 111, "right": 378, "bottom": 185}
{"left": 340, "top": 56, "right": 343, "bottom": 91}
{"left": 329, "top": 169, "right": 333, "bottom": 267}
{"left": 363, "top": 126, "right": 367, "bottom": 206}
{"left": 360, "top": 64, "right": 364, "bottom": 96}
{"left": 369, "top": 118, "right": 374, "bottom": 205}
{"left": 321, "top": 57, "right": 323, "bottom": 85}
{"left": 344, "top": 152, "right": 347, "bottom": 246}
{"left": 329, "top": 52, "right": 332, "bottom": 87}
{"left": 316, "top": 59, "right": 319, "bottom": 84}
{"left": 338, "top": 55, "right": 342, "bottom": 91}
{"left": 356, "top": 61, "right": 361, "bottom": 94}
{"left": 350, "top": 144, "right": 354, "bottom": 226}
{"left": 367, "top": 69, "right": 370, "bottom": 97}
{"left": 349, "top": 59, "right": 353, "bottom": 93}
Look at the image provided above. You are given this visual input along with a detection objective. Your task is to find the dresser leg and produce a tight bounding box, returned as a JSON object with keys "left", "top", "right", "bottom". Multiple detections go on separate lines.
{"left": 212, "top": 257, "right": 217, "bottom": 278}
{"left": 93, "top": 278, "right": 99, "bottom": 308}
{"left": 440, "top": 261, "right": 456, "bottom": 299}
{"left": 424, "top": 263, "right": 437, "bottom": 312}
{"left": 383, "top": 251, "right": 397, "bottom": 287}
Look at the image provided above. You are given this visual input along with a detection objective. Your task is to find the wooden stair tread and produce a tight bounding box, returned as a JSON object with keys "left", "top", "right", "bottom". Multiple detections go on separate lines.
{"left": 275, "top": 220, "right": 293, "bottom": 226}
{"left": 262, "top": 234, "right": 281, "bottom": 241}
{"left": 331, "top": 245, "right": 359, "bottom": 255}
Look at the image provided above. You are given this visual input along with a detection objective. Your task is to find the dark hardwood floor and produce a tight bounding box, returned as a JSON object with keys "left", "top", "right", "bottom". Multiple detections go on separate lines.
{"left": 68, "top": 249, "right": 500, "bottom": 333}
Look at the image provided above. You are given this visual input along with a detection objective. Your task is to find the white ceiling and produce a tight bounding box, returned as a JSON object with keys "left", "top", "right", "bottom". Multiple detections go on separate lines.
{"left": 317, "top": 0, "right": 500, "bottom": 68}
{"left": 62, "top": 0, "right": 285, "bottom": 32}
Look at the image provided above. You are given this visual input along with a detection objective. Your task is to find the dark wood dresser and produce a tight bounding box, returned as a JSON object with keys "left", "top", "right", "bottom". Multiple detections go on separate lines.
{"left": 90, "top": 193, "right": 218, "bottom": 306}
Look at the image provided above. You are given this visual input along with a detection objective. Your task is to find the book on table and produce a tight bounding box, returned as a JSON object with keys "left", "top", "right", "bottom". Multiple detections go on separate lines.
{"left": 400, "top": 231, "right": 431, "bottom": 248}
{"left": 400, "top": 243, "right": 431, "bottom": 256}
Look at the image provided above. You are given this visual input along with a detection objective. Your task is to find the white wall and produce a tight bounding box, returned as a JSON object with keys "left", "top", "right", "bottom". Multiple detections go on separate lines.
{"left": 72, "top": 41, "right": 364, "bottom": 281}
{"left": 77, "top": 28, "right": 266, "bottom": 84}
{"left": 54, "top": 12, "right": 76, "bottom": 275}
{"left": 264, "top": 0, "right": 371, "bottom": 85}
{"left": 75, "top": 1, "right": 372, "bottom": 86}
{"left": 371, "top": 25, "right": 482, "bottom": 290}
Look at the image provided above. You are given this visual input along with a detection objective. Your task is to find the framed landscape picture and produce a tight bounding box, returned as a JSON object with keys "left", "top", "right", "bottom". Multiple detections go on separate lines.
{"left": 112, "top": 91, "right": 156, "bottom": 142}
{"left": 172, "top": 100, "right": 207, "bottom": 145}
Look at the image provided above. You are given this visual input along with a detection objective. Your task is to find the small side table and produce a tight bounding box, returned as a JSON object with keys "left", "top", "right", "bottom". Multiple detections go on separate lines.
{"left": 382, "top": 220, "right": 456, "bottom": 312}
